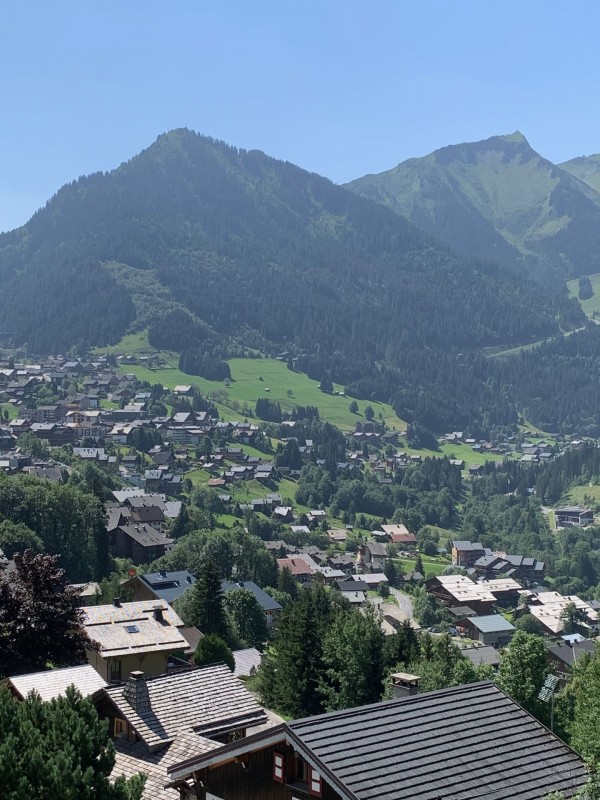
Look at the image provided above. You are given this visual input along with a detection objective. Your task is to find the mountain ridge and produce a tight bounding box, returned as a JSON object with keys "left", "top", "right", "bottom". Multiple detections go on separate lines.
{"left": 346, "top": 132, "right": 600, "bottom": 279}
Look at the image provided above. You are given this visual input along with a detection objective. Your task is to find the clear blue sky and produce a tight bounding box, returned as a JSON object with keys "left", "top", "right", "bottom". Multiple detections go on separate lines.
{"left": 1, "top": 0, "right": 599, "bottom": 232}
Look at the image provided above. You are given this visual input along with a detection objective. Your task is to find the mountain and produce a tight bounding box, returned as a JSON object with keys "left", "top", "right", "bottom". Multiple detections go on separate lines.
{"left": 346, "top": 132, "right": 600, "bottom": 278}
{"left": 560, "top": 154, "right": 600, "bottom": 194}
{"left": 0, "top": 128, "right": 587, "bottom": 431}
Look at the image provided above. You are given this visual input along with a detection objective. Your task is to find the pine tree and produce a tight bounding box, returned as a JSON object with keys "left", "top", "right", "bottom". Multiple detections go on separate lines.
{"left": 183, "top": 559, "right": 231, "bottom": 642}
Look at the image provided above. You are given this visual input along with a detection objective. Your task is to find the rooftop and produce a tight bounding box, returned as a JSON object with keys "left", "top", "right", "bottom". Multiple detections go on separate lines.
{"left": 4, "top": 664, "right": 107, "bottom": 701}
{"left": 104, "top": 664, "right": 268, "bottom": 750}
{"left": 169, "top": 682, "right": 586, "bottom": 799}
{"left": 467, "top": 614, "right": 516, "bottom": 633}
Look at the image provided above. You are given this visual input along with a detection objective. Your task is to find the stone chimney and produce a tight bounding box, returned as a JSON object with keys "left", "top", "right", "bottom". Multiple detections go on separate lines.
{"left": 153, "top": 606, "right": 164, "bottom": 623}
{"left": 122, "top": 671, "right": 151, "bottom": 713}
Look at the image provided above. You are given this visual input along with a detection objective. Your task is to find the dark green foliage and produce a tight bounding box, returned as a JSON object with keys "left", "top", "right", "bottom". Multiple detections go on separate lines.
{"left": 177, "top": 559, "right": 231, "bottom": 642}
{"left": 0, "top": 519, "right": 43, "bottom": 558}
{"left": 406, "top": 423, "right": 439, "bottom": 451}
{"left": 223, "top": 588, "right": 269, "bottom": 650}
{"left": 0, "top": 685, "right": 146, "bottom": 800}
{"left": 579, "top": 275, "right": 593, "bottom": 300}
{"left": 274, "top": 439, "right": 302, "bottom": 470}
{"left": 0, "top": 128, "right": 588, "bottom": 432}
{"left": 193, "top": 634, "right": 235, "bottom": 671}
{"left": 498, "top": 631, "right": 549, "bottom": 719}
{"left": 384, "top": 619, "right": 420, "bottom": 668}
{"left": 126, "top": 426, "right": 163, "bottom": 453}
{"left": 276, "top": 567, "right": 299, "bottom": 599}
{"left": 412, "top": 587, "right": 451, "bottom": 628}
{"left": 0, "top": 551, "right": 90, "bottom": 678}
{"left": 255, "top": 398, "right": 282, "bottom": 422}
{"left": 0, "top": 473, "right": 110, "bottom": 581}
{"left": 179, "top": 348, "right": 231, "bottom": 380}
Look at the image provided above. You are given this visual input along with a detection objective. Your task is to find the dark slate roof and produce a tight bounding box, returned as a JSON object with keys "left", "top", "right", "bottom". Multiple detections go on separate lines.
{"left": 287, "top": 682, "right": 585, "bottom": 800}
{"left": 460, "top": 645, "right": 501, "bottom": 668}
{"left": 139, "top": 570, "right": 196, "bottom": 603}
{"left": 169, "top": 682, "right": 586, "bottom": 800}
{"left": 221, "top": 580, "right": 282, "bottom": 612}
{"left": 547, "top": 639, "right": 597, "bottom": 668}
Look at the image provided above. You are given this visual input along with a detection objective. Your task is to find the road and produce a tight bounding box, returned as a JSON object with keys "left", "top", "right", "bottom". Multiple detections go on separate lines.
{"left": 389, "top": 587, "right": 415, "bottom": 620}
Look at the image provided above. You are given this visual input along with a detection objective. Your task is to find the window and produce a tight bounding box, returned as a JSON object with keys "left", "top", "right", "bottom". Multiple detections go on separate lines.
{"left": 109, "top": 659, "right": 122, "bottom": 682}
{"left": 114, "top": 718, "right": 127, "bottom": 738}
{"left": 273, "top": 751, "right": 285, "bottom": 783}
{"left": 124, "top": 624, "right": 140, "bottom": 634}
{"left": 309, "top": 767, "right": 323, "bottom": 798}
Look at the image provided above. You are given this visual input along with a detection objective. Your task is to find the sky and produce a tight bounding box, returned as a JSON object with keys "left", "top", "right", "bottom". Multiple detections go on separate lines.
{"left": 1, "top": 0, "right": 600, "bottom": 232}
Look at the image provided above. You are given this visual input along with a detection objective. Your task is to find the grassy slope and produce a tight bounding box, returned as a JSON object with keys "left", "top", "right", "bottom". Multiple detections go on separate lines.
{"left": 119, "top": 356, "right": 406, "bottom": 431}
{"left": 567, "top": 273, "right": 600, "bottom": 318}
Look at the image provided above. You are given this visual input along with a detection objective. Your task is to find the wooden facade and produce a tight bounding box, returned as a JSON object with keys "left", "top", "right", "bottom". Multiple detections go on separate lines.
{"left": 184, "top": 742, "right": 342, "bottom": 800}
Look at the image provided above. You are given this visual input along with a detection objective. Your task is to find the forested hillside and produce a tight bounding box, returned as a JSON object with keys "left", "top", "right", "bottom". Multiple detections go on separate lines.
{"left": 0, "top": 128, "right": 592, "bottom": 433}
{"left": 347, "top": 132, "right": 600, "bottom": 280}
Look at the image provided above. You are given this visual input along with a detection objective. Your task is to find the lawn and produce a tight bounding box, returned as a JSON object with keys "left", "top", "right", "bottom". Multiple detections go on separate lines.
{"left": 393, "top": 557, "right": 447, "bottom": 576}
{"left": 92, "top": 330, "right": 155, "bottom": 356}
{"left": 567, "top": 273, "right": 600, "bottom": 319}
{"left": 561, "top": 484, "right": 600, "bottom": 511}
{"left": 119, "top": 356, "right": 406, "bottom": 431}
{"left": 1, "top": 402, "right": 18, "bottom": 420}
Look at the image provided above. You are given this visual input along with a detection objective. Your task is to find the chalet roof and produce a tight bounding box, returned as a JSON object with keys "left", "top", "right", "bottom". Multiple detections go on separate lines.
{"left": 467, "top": 614, "right": 515, "bottom": 633}
{"left": 113, "top": 729, "right": 220, "bottom": 800}
{"left": 169, "top": 682, "right": 586, "bottom": 799}
{"left": 103, "top": 664, "right": 267, "bottom": 750}
{"left": 547, "top": 639, "right": 597, "bottom": 667}
{"left": 5, "top": 664, "right": 107, "bottom": 701}
{"left": 222, "top": 580, "right": 282, "bottom": 612}
{"left": 117, "top": 523, "right": 173, "bottom": 549}
{"left": 232, "top": 647, "right": 262, "bottom": 678}
{"left": 460, "top": 645, "right": 501, "bottom": 668}
{"left": 82, "top": 601, "right": 188, "bottom": 658}
{"left": 139, "top": 570, "right": 197, "bottom": 603}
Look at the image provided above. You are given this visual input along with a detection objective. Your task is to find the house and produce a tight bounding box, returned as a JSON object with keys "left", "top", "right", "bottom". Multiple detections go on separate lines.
{"left": 555, "top": 506, "right": 594, "bottom": 527}
{"left": 123, "top": 569, "right": 197, "bottom": 605}
{"left": 167, "top": 682, "right": 586, "bottom": 800}
{"left": 102, "top": 664, "right": 270, "bottom": 800}
{"left": 232, "top": 648, "right": 262, "bottom": 678}
{"left": 426, "top": 575, "right": 522, "bottom": 613}
{"left": 460, "top": 645, "right": 501, "bottom": 669}
{"left": 547, "top": 639, "right": 597, "bottom": 685}
{"left": 3, "top": 664, "right": 107, "bottom": 701}
{"left": 451, "top": 539, "right": 487, "bottom": 567}
{"left": 111, "top": 523, "right": 174, "bottom": 564}
{"left": 277, "top": 556, "right": 316, "bottom": 583}
{"left": 81, "top": 600, "right": 199, "bottom": 682}
{"left": 457, "top": 614, "right": 516, "bottom": 647}
{"left": 528, "top": 591, "right": 599, "bottom": 635}
{"left": 222, "top": 581, "right": 282, "bottom": 628}
{"left": 356, "top": 542, "right": 388, "bottom": 572}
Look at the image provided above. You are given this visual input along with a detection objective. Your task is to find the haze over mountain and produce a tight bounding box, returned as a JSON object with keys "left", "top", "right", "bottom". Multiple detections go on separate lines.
{"left": 347, "top": 133, "right": 600, "bottom": 279}
{"left": 560, "top": 154, "right": 600, "bottom": 195}
{"left": 0, "top": 128, "right": 595, "bottom": 433}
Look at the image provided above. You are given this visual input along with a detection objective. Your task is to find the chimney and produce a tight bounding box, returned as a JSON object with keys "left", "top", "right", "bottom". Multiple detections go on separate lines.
{"left": 122, "top": 671, "right": 151, "bottom": 713}
{"left": 159, "top": 569, "right": 167, "bottom": 578}
{"left": 113, "top": 597, "right": 121, "bottom": 607}
{"left": 185, "top": 575, "right": 193, "bottom": 584}
{"left": 153, "top": 606, "right": 164, "bottom": 623}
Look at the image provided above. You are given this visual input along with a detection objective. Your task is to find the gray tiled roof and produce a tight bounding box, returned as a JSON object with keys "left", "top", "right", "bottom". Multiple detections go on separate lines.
{"left": 233, "top": 647, "right": 262, "bottom": 678}
{"left": 5, "top": 664, "right": 107, "bottom": 701}
{"left": 169, "top": 682, "right": 586, "bottom": 799}
{"left": 112, "top": 730, "right": 220, "bottom": 800}
{"left": 287, "top": 682, "right": 585, "bottom": 800}
{"left": 468, "top": 614, "right": 515, "bottom": 633}
{"left": 461, "top": 645, "right": 501, "bottom": 667}
{"left": 222, "top": 581, "right": 282, "bottom": 612}
{"left": 104, "top": 664, "right": 267, "bottom": 749}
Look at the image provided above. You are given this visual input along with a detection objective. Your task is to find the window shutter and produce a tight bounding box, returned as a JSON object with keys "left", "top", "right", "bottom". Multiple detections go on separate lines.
{"left": 309, "top": 766, "right": 323, "bottom": 797}
{"left": 273, "top": 751, "right": 285, "bottom": 783}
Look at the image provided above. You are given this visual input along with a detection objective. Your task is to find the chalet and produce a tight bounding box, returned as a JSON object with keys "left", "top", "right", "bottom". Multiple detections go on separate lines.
{"left": 356, "top": 542, "right": 388, "bottom": 572}
{"left": 81, "top": 600, "right": 199, "bottom": 682}
{"left": 452, "top": 539, "right": 487, "bottom": 568}
{"left": 547, "top": 639, "right": 597, "bottom": 685}
{"left": 276, "top": 556, "right": 315, "bottom": 583}
{"left": 232, "top": 647, "right": 262, "bottom": 678}
{"left": 555, "top": 506, "right": 594, "bottom": 527}
{"left": 111, "top": 523, "right": 174, "bottom": 564}
{"left": 458, "top": 614, "right": 516, "bottom": 647}
{"left": 425, "top": 575, "right": 522, "bottom": 614}
{"left": 528, "top": 591, "right": 599, "bottom": 635}
{"left": 167, "top": 682, "right": 586, "bottom": 800}
{"left": 123, "top": 569, "right": 197, "bottom": 605}
{"left": 460, "top": 645, "right": 501, "bottom": 669}
{"left": 474, "top": 552, "right": 545, "bottom": 583}
{"left": 104, "top": 665, "right": 270, "bottom": 800}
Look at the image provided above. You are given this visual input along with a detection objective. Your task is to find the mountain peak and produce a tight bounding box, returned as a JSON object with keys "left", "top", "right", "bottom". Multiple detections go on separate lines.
{"left": 501, "top": 130, "right": 529, "bottom": 145}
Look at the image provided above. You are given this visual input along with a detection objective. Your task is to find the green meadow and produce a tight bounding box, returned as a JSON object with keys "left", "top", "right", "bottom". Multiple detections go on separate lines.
{"left": 567, "top": 273, "right": 600, "bottom": 319}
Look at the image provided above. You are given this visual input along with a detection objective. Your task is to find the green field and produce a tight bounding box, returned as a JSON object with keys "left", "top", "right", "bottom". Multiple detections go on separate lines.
{"left": 567, "top": 273, "right": 600, "bottom": 319}
{"left": 92, "top": 330, "right": 155, "bottom": 356}
{"left": 561, "top": 484, "right": 600, "bottom": 511}
{"left": 119, "top": 356, "right": 406, "bottom": 431}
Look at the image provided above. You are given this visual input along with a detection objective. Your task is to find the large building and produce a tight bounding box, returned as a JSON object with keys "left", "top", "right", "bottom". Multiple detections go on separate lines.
{"left": 167, "top": 682, "right": 586, "bottom": 800}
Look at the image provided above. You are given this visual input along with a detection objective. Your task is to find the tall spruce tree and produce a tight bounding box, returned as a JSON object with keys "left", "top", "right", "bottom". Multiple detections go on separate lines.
{"left": 181, "top": 558, "right": 231, "bottom": 642}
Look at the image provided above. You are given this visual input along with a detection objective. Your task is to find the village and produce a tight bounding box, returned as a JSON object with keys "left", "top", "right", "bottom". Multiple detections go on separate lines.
{"left": 2, "top": 352, "right": 600, "bottom": 798}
